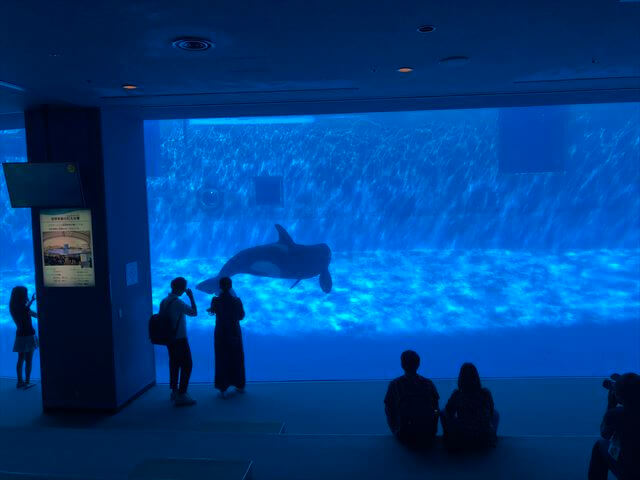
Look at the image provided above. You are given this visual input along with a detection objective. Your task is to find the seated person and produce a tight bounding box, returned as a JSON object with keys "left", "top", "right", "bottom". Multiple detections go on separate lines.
{"left": 384, "top": 350, "right": 440, "bottom": 446}
{"left": 441, "top": 362, "right": 499, "bottom": 450}
{"left": 589, "top": 372, "right": 640, "bottom": 480}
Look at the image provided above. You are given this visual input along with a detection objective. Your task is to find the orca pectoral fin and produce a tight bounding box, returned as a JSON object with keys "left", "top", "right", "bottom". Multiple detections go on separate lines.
{"left": 319, "top": 269, "right": 332, "bottom": 293}
{"left": 196, "top": 277, "right": 221, "bottom": 294}
{"left": 290, "top": 279, "right": 302, "bottom": 289}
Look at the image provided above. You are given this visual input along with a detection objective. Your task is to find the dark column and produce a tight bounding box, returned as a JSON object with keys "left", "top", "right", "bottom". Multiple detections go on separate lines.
{"left": 101, "top": 108, "right": 156, "bottom": 406}
{"left": 24, "top": 106, "right": 155, "bottom": 411}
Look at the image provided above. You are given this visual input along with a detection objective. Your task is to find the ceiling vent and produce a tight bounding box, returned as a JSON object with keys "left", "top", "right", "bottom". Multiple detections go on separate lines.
{"left": 172, "top": 37, "right": 214, "bottom": 52}
{"left": 417, "top": 25, "right": 436, "bottom": 33}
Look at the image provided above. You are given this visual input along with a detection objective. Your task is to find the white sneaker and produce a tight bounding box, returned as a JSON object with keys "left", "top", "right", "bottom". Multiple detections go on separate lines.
{"left": 174, "top": 393, "right": 196, "bottom": 407}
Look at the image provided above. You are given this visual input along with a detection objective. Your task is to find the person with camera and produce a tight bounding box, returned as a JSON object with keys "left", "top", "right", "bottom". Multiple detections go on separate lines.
{"left": 160, "top": 277, "right": 198, "bottom": 407}
{"left": 588, "top": 372, "right": 640, "bottom": 480}
{"left": 9, "top": 286, "right": 38, "bottom": 389}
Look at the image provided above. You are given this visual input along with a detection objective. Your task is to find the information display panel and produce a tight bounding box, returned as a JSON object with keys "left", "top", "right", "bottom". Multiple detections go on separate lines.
{"left": 40, "top": 209, "right": 95, "bottom": 287}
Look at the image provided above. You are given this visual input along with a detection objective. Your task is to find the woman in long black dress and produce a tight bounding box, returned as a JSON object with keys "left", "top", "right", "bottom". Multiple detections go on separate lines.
{"left": 9, "top": 286, "right": 38, "bottom": 389}
{"left": 207, "top": 277, "right": 246, "bottom": 398}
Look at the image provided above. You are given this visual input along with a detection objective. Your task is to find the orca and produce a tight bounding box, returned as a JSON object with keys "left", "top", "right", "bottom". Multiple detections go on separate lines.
{"left": 196, "top": 224, "right": 332, "bottom": 294}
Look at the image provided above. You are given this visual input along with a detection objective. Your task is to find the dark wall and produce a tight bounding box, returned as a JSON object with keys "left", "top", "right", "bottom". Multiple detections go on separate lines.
{"left": 24, "top": 106, "right": 154, "bottom": 410}
{"left": 101, "top": 109, "right": 155, "bottom": 406}
{"left": 25, "top": 107, "right": 116, "bottom": 409}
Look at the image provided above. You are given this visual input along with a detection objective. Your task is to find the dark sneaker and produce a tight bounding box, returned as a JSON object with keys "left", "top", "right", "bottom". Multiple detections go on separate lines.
{"left": 16, "top": 381, "right": 24, "bottom": 389}
{"left": 170, "top": 390, "right": 177, "bottom": 402}
{"left": 22, "top": 382, "right": 36, "bottom": 390}
{"left": 174, "top": 393, "right": 196, "bottom": 407}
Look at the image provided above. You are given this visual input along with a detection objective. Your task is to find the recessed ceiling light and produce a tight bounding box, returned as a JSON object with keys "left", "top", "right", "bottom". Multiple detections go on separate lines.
{"left": 122, "top": 84, "right": 138, "bottom": 90}
{"left": 172, "top": 37, "right": 214, "bottom": 52}
{"left": 397, "top": 67, "right": 413, "bottom": 73}
{"left": 417, "top": 25, "right": 436, "bottom": 33}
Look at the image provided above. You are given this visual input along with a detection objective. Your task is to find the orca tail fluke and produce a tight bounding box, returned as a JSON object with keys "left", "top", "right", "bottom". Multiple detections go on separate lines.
{"left": 196, "top": 276, "right": 221, "bottom": 294}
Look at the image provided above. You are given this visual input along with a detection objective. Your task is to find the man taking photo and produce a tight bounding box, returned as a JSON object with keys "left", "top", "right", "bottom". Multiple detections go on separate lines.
{"left": 588, "top": 372, "right": 640, "bottom": 480}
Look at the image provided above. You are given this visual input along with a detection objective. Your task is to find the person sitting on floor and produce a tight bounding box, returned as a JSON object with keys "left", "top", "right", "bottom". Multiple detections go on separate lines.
{"left": 440, "top": 362, "right": 499, "bottom": 451}
{"left": 588, "top": 372, "right": 640, "bottom": 480}
{"left": 384, "top": 350, "right": 440, "bottom": 447}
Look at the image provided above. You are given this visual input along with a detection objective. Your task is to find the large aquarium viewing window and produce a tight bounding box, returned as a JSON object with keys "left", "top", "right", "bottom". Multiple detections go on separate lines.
{"left": 144, "top": 103, "right": 640, "bottom": 382}
{"left": 1, "top": 104, "right": 638, "bottom": 382}
{"left": 0, "top": 129, "right": 36, "bottom": 377}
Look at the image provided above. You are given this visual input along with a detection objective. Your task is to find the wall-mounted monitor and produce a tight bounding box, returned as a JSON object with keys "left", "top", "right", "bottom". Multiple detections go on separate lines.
{"left": 2, "top": 162, "right": 85, "bottom": 208}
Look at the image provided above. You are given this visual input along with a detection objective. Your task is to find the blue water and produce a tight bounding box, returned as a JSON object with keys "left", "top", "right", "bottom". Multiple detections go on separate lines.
{"left": 0, "top": 129, "right": 38, "bottom": 376}
{"left": 152, "top": 249, "right": 639, "bottom": 335}
{"left": 1, "top": 104, "right": 639, "bottom": 381}
{"left": 144, "top": 103, "right": 640, "bottom": 381}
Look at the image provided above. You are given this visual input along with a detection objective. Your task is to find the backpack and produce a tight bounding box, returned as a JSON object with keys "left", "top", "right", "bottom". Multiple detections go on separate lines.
{"left": 148, "top": 297, "right": 179, "bottom": 345}
{"left": 397, "top": 381, "right": 439, "bottom": 439}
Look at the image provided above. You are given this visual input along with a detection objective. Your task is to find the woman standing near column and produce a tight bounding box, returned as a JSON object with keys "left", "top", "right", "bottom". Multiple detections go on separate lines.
{"left": 9, "top": 286, "right": 38, "bottom": 389}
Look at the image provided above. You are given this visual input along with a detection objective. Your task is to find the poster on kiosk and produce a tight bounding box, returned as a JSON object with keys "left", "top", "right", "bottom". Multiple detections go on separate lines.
{"left": 40, "top": 209, "right": 95, "bottom": 287}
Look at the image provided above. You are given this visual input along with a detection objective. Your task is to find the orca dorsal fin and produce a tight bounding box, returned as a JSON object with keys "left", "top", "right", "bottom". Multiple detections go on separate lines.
{"left": 275, "top": 224, "right": 295, "bottom": 245}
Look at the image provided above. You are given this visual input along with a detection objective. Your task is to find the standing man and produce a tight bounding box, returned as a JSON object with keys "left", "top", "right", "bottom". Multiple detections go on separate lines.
{"left": 160, "top": 277, "right": 197, "bottom": 406}
{"left": 207, "top": 277, "right": 246, "bottom": 398}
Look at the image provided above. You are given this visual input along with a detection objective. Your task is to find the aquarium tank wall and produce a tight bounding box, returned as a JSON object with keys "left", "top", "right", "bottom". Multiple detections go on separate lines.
{"left": 0, "top": 128, "right": 37, "bottom": 377}
{"left": 144, "top": 103, "right": 640, "bottom": 382}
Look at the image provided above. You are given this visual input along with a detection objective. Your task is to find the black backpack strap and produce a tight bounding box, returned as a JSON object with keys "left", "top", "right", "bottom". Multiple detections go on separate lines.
{"left": 160, "top": 296, "right": 179, "bottom": 313}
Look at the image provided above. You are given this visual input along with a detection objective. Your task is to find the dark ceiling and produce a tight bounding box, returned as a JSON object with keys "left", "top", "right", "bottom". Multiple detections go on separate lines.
{"left": 0, "top": 0, "right": 639, "bottom": 119}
